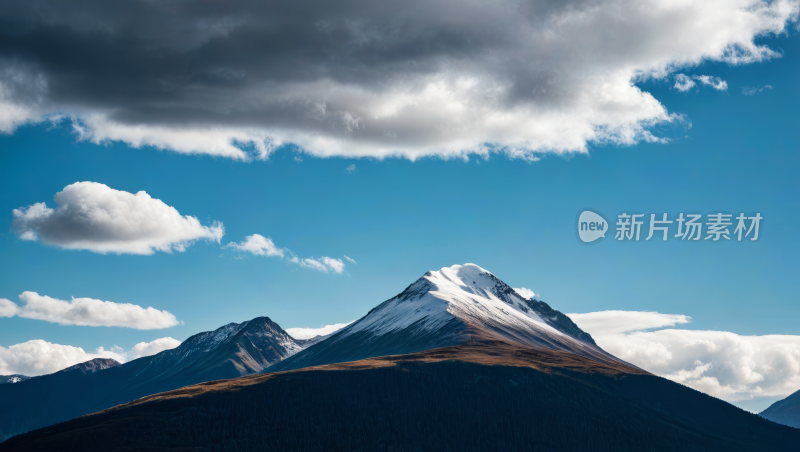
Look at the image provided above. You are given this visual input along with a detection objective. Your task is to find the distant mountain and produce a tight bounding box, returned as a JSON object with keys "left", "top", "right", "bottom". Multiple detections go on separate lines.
{"left": 761, "top": 388, "right": 800, "bottom": 428}
{"left": 0, "top": 316, "right": 304, "bottom": 442}
{"left": 270, "top": 263, "right": 627, "bottom": 372}
{"left": 0, "top": 375, "right": 30, "bottom": 385}
{"left": 4, "top": 341, "right": 799, "bottom": 451}
{"left": 56, "top": 358, "right": 120, "bottom": 375}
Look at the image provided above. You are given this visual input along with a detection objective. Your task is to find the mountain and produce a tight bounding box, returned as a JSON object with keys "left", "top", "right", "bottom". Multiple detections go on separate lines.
{"left": 0, "top": 375, "right": 31, "bottom": 385}
{"left": 56, "top": 358, "right": 120, "bottom": 375}
{"left": 0, "top": 316, "right": 304, "bottom": 442}
{"left": 270, "top": 263, "right": 627, "bottom": 372}
{"left": 761, "top": 388, "right": 800, "bottom": 428}
{"left": 4, "top": 341, "right": 799, "bottom": 451}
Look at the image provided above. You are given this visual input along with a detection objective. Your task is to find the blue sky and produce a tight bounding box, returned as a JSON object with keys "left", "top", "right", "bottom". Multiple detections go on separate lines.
{"left": 1, "top": 4, "right": 799, "bottom": 412}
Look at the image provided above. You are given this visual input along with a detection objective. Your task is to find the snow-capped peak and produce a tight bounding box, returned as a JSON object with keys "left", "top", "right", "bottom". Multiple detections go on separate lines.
{"left": 269, "top": 263, "right": 631, "bottom": 372}
{"left": 341, "top": 263, "right": 622, "bottom": 362}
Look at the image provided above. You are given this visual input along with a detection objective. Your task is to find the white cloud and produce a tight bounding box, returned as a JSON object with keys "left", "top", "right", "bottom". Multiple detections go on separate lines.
{"left": 674, "top": 74, "right": 697, "bottom": 92}
{"left": 568, "top": 311, "right": 800, "bottom": 402}
{"left": 0, "top": 298, "right": 19, "bottom": 317}
{"left": 224, "top": 234, "right": 284, "bottom": 257}
{"left": 1, "top": 292, "right": 179, "bottom": 329}
{"left": 12, "top": 181, "right": 224, "bottom": 255}
{"left": 693, "top": 75, "right": 728, "bottom": 91}
{"left": 124, "top": 337, "right": 182, "bottom": 360}
{"left": 224, "top": 234, "right": 350, "bottom": 274}
{"left": 286, "top": 321, "right": 353, "bottom": 340}
{"left": 2, "top": 0, "right": 797, "bottom": 160}
{"left": 568, "top": 310, "right": 691, "bottom": 335}
{"left": 300, "top": 257, "right": 346, "bottom": 274}
{"left": 513, "top": 287, "right": 538, "bottom": 300}
{"left": 674, "top": 74, "right": 728, "bottom": 92}
{"left": 344, "top": 255, "right": 357, "bottom": 264}
{"left": 72, "top": 115, "right": 279, "bottom": 160}
{"left": 346, "top": 164, "right": 357, "bottom": 173}
{"left": 742, "top": 85, "right": 774, "bottom": 95}
{"left": 0, "top": 99, "right": 38, "bottom": 134}
{"left": 0, "top": 337, "right": 180, "bottom": 376}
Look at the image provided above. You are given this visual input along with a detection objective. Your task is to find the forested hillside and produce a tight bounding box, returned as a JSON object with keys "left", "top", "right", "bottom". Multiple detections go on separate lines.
{"left": 3, "top": 343, "right": 797, "bottom": 451}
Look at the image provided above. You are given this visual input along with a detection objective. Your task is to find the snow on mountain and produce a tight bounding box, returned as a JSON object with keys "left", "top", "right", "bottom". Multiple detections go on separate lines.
{"left": 0, "top": 375, "right": 31, "bottom": 384}
{"left": 270, "top": 264, "right": 630, "bottom": 372}
{"left": 131, "top": 316, "right": 304, "bottom": 380}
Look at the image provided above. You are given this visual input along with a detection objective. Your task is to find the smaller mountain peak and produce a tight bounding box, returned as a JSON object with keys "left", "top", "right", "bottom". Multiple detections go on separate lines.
{"left": 243, "top": 316, "right": 279, "bottom": 330}
{"left": 58, "top": 358, "right": 121, "bottom": 375}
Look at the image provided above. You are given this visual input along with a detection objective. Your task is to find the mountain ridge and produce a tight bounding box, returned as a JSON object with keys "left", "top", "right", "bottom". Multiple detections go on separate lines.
{"left": 0, "top": 315, "right": 304, "bottom": 442}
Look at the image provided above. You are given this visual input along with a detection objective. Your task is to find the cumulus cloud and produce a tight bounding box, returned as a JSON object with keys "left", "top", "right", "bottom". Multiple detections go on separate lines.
{"left": 0, "top": 0, "right": 796, "bottom": 160}
{"left": 743, "top": 85, "right": 774, "bottom": 95}
{"left": 286, "top": 322, "right": 353, "bottom": 340}
{"left": 344, "top": 255, "right": 357, "bottom": 264}
{"left": 346, "top": 164, "right": 357, "bottom": 173}
{"left": 513, "top": 287, "right": 538, "bottom": 300}
{"left": 123, "top": 337, "right": 182, "bottom": 360}
{"left": 0, "top": 298, "right": 18, "bottom": 318}
{"left": 224, "top": 234, "right": 284, "bottom": 257}
{"left": 300, "top": 257, "right": 346, "bottom": 274}
{"left": 0, "top": 292, "right": 179, "bottom": 329}
{"left": 568, "top": 311, "right": 800, "bottom": 402}
{"left": 0, "top": 337, "right": 179, "bottom": 376}
{"left": 12, "top": 181, "right": 224, "bottom": 255}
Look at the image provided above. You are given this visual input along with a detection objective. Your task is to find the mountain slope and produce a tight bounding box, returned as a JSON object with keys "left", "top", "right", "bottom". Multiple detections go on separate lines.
{"left": 761, "top": 388, "right": 800, "bottom": 428}
{"left": 271, "top": 263, "right": 626, "bottom": 372}
{"left": 0, "top": 316, "right": 303, "bottom": 442}
{"left": 4, "top": 341, "right": 798, "bottom": 452}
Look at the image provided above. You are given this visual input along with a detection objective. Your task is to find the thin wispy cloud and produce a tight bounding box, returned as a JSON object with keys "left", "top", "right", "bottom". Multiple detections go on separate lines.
{"left": 693, "top": 75, "right": 728, "bottom": 91}
{"left": 12, "top": 182, "right": 223, "bottom": 255}
{"left": 300, "top": 257, "right": 346, "bottom": 274}
{"left": 225, "top": 233, "right": 350, "bottom": 274}
{"left": 674, "top": 74, "right": 728, "bottom": 92}
{"left": 224, "top": 234, "right": 285, "bottom": 257}
{"left": 0, "top": 292, "right": 179, "bottom": 330}
{"left": 568, "top": 311, "right": 800, "bottom": 402}
{"left": 674, "top": 74, "right": 697, "bottom": 92}
{"left": 742, "top": 85, "right": 774, "bottom": 95}
{"left": 0, "top": 0, "right": 795, "bottom": 160}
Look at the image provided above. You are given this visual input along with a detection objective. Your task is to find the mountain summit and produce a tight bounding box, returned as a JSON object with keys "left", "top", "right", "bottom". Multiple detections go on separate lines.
{"left": 270, "top": 263, "right": 626, "bottom": 372}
